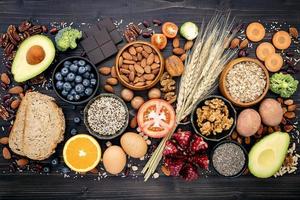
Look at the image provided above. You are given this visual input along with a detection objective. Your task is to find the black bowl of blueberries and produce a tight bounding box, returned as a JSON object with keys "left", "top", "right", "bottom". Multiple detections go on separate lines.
{"left": 52, "top": 56, "right": 100, "bottom": 105}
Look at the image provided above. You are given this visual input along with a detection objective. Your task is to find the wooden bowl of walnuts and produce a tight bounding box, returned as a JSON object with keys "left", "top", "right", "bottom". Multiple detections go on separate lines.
{"left": 190, "top": 95, "right": 237, "bottom": 142}
{"left": 115, "top": 41, "right": 164, "bottom": 91}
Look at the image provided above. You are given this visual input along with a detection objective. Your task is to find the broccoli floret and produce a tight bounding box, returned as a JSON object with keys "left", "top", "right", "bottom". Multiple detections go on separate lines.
{"left": 270, "top": 72, "right": 298, "bottom": 98}
{"left": 55, "top": 27, "right": 82, "bottom": 52}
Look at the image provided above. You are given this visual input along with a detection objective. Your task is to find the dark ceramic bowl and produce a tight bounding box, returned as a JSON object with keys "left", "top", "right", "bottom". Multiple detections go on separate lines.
{"left": 83, "top": 93, "right": 129, "bottom": 140}
{"left": 210, "top": 140, "right": 248, "bottom": 178}
{"left": 190, "top": 95, "right": 237, "bottom": 142}
{"left": 52, "top": 56, "right": 100, "bottom": 105}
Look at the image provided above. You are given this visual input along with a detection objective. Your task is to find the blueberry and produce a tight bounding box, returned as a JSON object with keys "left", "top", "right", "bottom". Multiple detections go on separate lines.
{"left": 67, "top": 73, "right": 75, "bottom": 82}
{"left": 85, "top": 64, "right": 91, "bottom": 71}
{"left": 84, "top": 88, "right": 93, "bottom": 96}
{"left": 75, "top": 84, "right": 85, "bottom": 93}
{"left": 78, "top": 60, "right": 86, "bottom": 66}
{"left": 90, "top": 79, "right": 97, "bottom": 86}
{"left": 61, "top": 167, "right": 70, "bottom": 174}
{"left": 78, "top": 66, "right": 86, "bottom": 74}
{"left": 51, "top": 158, "right": 59, "bottom": 166}
{"left": 64, "top": 60, "right": 72, "bottom": 66}
{"left": 69, "top": 64, "right": 78, "bottom": 73}
{"left": 63, "top": 82, "right": 72, "bottom": 91}
{"left": 90, "top": 73, "right": 95, "bottom": 79}
{"left": 70, "top": 89, "right": 76, "bottom": 95}
{"left": 55, "top": 72, "right": 63, "bottom": 81}
{"left": 61, "top": 90, "right": 68, "bottom": 97}
{"left": 82, "top": 79, "right": 90, "bottom": 87}
{"left": 61, "top": 67, "right": 69, "bottom": 76}
{"left": 83, "top": 72, "right": 90, "bottom": 79}
{"left": 74, "top": 94, "right": 81, "bottom": 101}
{"left": 55, "top": 81, "right": 64, "bottom": 90}
{"left": 43, "top": 166, "right": 50, "bottom": 173}
{"left": 75, "top": 75, "right": 82, "bottom": 83}
{"left": 73, "top": 117, "right": 81, "bottom": 124}
{"left": 67, "top": 94, "right": 74, "bottom": 101}
{"left": 73, "top": 60, "right": 78, "bottom": 65}
{"left": 70, "top": 128, "right": 77, "bottom": 136}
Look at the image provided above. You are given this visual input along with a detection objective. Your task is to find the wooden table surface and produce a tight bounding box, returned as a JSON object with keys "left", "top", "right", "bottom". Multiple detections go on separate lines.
{"left": 0, "top": 0, "right": 300, "bottom": 199}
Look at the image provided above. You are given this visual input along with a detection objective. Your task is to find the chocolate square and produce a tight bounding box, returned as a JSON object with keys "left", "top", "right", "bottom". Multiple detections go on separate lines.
{"left": 86, "top": 25, "right": 100, "bottom": 37}
{"left": 94, "top": 29, "right": 111, "bottom": 46}
{"left": 109, "top": 29, "right": 123, "bottom": 44}
{"left": 100, "top": 41, "right": 118, "bottom": 58}
{"left": 80, "top": 36, "right": 98, "bottom": 52}
{"left": 87, "top": 48, "right": 105, "bottom": 64}
{"left": 98, "top": 18, "right": 116, "bottom": 32}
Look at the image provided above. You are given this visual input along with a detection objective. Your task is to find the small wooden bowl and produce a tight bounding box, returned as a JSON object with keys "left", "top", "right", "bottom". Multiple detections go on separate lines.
{"left": 219, "top": 57, "right": 270, "bottom": 107}
{"left": 115, "top": 41, "right": 164, "bottom": 91}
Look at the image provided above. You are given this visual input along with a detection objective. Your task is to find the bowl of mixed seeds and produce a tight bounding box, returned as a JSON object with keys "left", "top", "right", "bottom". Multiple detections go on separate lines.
{"left": 191, "top": 95, "right": 237, "bottom": 142}
{"left": 219, "top": 57, "right": 270, "bottom": 107}
{"left": 84, "top": 93, "right": 129, "bottom": 140}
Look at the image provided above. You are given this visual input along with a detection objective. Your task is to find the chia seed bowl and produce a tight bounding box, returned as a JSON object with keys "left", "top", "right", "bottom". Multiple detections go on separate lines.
{"left": 210, "top": 140, "right": 248, "bottom": 178}
{"left": 84, "top": 93, "right": 129, "bottom": 140}
{"left": 191, "top": 95, "right": 237, "bottom": 142}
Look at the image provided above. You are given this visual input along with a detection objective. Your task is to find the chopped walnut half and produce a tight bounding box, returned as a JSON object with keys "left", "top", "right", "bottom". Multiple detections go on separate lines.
{"left": 160, "top": 72, "right": 177, "bottom": 104}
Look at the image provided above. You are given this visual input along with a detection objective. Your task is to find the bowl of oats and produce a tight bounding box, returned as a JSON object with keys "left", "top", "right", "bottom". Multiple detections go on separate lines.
{"left": 84, "top": 93, "right": 129, "bottom": 140}
{"left": 219, "top": 57, "right": 270, "bottom": 107}
{"left": 191, "top": 95, "right": 237, "bottom": 142}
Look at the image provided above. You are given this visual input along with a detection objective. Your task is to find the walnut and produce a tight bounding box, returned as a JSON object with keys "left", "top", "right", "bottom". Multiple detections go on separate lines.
{"left": 160, "top": 72, "right": 177, "bottom": 103}
{"left": 196, "top": 98, "right": 233, "bottom": 136}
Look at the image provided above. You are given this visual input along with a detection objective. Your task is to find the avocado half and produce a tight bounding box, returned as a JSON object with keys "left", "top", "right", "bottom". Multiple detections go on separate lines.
{"left": 248, "top": 132, "right": 290, "bottom": 178}
{"left": 12, "top": 35, "right": 55, "bottom": 82}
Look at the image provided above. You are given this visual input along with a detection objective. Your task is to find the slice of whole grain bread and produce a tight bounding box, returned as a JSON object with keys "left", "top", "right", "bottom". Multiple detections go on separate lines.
{"left": 8, "top": 95, "right": 28, "bottom": 156}
{"left": 22, "top": 92, "right": 65, "bottom": 160}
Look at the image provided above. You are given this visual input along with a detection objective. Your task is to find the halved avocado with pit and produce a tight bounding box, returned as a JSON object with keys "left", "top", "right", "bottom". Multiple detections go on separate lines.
{"left": 12, "top": 35, "right": 55, "bottom": 82}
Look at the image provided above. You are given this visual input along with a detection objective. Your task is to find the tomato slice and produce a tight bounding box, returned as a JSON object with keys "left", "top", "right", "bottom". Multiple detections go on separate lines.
{"left": 162, "top": 22, "right": 178, "bottom": 38}
{"left": 151, "top": 34, "right": 167, "bottom": 50}
{"left": 137, "top": 99, "right": 176, "bottom": 138}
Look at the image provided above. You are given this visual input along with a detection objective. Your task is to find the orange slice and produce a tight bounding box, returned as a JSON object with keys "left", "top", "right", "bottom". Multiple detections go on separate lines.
{"left": 63, "top": 134, "right": 101, "bottom": 172}
{"left": 246, "top": 22, "right": 265, "bottom": 42}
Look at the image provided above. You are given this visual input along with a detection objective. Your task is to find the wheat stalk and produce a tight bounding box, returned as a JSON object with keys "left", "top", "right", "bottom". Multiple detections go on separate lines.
{"left": 142, "top": 12, "right": 238, "bottom": 181}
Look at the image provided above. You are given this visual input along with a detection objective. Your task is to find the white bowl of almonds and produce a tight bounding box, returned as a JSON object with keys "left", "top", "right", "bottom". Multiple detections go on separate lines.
{"left": 219, "top": 57, "right": 270, "bottom": 107}
{"left": 84, "top": 93, "right": 129, "bottom": 140}
{"left": 115, "top": 41, "right": 164, "bottom": 90}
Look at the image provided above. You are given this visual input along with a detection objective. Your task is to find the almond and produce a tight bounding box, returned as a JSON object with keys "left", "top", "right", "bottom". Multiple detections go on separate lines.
{"left": 0, "top": 137, "right": 9, "bottom": 145}
{"left": 172, "top": 48, "right": 185, "bottom": 55}
{"left": 16, "top": 158, "right": 29, "bottom": 167}
{"left": 134, "top": 82, "right": 145, "bottom": 87}
{"left": 8, "top": 86, "right": 23, "bottom": 94}
{"left": 289, "top": 27, "right": 298, "bottom": 39}
{"left": 230, "top": 38, "right": 240, "bottom": 49}
{"left": 2, "top": 147, "right": 11, "bottom": 160}
{"left": 146, "top": 53, "right": 154, "bottom": 65}
{"left": 284, "top": 125, "right": 294, "bottom": 132}
{"left": 120, "top": 75, "right": 130, "bottom": 83}
{"left": 129, "top": 71, "right": 135, "bottom": 82}
{"left": 123, "top": 60, "right": 135, "bottom": 65}
{"left": 99, "top": 67, "right": 111, "bottom": 75}
{"left": 143, "top": 45, "right": 152, "bottom": 54}
{"left": 141, "top": 59, "right": 147, "bottom": 68}
{"left": 239, "top": 39, "right": 249, "bottom": 49}
{"left": 122, "top": 51, "right": 132, "bottom": 60}
{"left": 89, "top": 168, "right": 99, "bottom": 174}
{"left": 284, "top": 99, "right": 293, "bottom": 106}
{"left": 121, "top": 64, "right": 129, "bottom": 70}
{"left": 284, "top": 111, "right": 295, "bottom": 119}
{"left": 111, "top": 66, "right": 117, "bottom": 78}
{"left": 132, "top": 56, "right": 138, "bottom": 61}
{"left": 11, "top": 99, "right": 21, "bottom": 109}
{"left": 141, "top": 51, "right": 149, "bottom": 58}
{"left": 104, "top": 84, "right": 114, "bottom": 93}
{"left": 146, "top": 80, "right": 152, "bottom": 85}
{"left": 118, "top": 57, "right": 123, "bottom": 66}
{"left": 137, "top": 53, "right": 142, "bottom": 61}
{"left": 136, "top": 46, "right": 143, "bottom": 53}
{"left": 180, "top": 53, "right": 187, "bottom": 62}
{"left": 154, "top": 55, "right": 160, "bottom": 64}
{"left": 120, "top": 68, "right": 130, "bottom": 74}
{"left": 1, "top": 73, "right": 10, "bottom": 85}
{"left": 184, "top": 40, "right": 193, "bottom": 51}
{"left": 143, "top": 74, "right": 155, "bottom": 81}
{"left": 130, "top": 116, "right": 137, "bottom": 128}
{"left": 144, "top": 66, "right": 151, "bottom": 74}
{"left": 172, "top": 37, "right": 180, "bottom": 48}
{"left": 287, "top": 104, "right": 297, "bottom": 112}
{"left": 134, "top": 64, "right": 144, "bottom": 74}
{"left": 128, "top": 46, "right": 137, "bottom": 55}
{"left": 150, "top": 63, "right": 160, "bottom": 70}
{"left": 106, "top": 78, "right": 118, "bottom": 86}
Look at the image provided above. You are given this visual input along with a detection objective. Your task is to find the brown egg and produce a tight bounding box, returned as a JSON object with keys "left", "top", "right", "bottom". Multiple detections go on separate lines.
{"left": 121, "top": 132, "right": 148, "bottom": 158}
{"left": 131, "top": 96, "right": 144, "bottom": 110}
{"left": 102, "top": 145, "right": 126, "bottom": 175}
